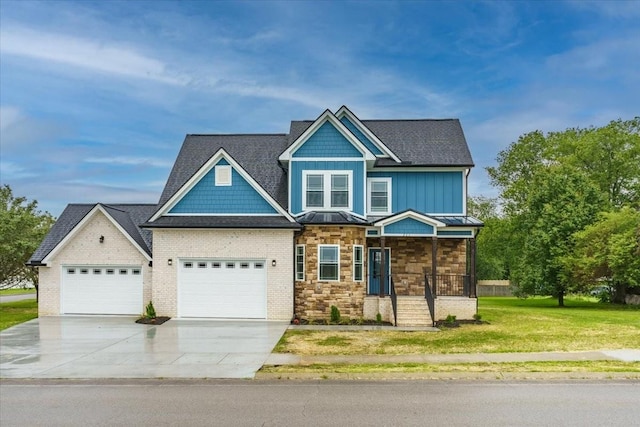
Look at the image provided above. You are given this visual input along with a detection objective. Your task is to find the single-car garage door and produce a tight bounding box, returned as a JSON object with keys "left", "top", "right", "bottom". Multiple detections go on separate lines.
{"left": 62, "top": 266, "right": 143, "bottom": 315}
{"left": 178, "top": 259, "right": 266, "bottom": 319}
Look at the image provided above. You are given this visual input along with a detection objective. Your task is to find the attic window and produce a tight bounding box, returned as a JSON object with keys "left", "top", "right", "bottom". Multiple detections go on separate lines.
{"left": 215, "top": 165, "right": 232, "bottom": 186}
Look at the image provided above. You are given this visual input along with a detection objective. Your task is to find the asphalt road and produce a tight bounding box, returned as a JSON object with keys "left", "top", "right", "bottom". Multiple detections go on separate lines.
{"left": 0, "top": 293, "right": 36, "bottom": 303}
{"left": 2, "top": 379, "right": 639, "bottom": 426}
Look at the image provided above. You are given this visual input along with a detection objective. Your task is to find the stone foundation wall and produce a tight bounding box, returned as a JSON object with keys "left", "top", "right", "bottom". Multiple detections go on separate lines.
{"left": 294, "top": 226, "right": 367, "bottom": 320}
{"left": 435, "top": 297, "right": 477, "bottom": 320}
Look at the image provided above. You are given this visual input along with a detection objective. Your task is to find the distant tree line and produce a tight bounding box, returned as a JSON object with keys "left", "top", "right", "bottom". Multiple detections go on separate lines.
{"left": 470, "top": 117, "right": 640, "bottom": 306}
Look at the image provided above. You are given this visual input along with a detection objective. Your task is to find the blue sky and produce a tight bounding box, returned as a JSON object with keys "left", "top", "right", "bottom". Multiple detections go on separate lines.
{"left": 1, "top": 0, "right": 638, "bottom": 217}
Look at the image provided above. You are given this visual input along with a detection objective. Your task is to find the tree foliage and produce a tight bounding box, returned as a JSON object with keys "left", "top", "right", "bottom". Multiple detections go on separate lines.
{"left": 0, "top": 185, "right": 55, "bottom": 291}
{"left": 482, "top": 117, "right": 640, "bottom": 305}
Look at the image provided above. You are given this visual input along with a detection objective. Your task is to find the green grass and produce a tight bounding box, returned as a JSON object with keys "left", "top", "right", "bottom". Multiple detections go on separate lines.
{"left": 261, "top": 361, "right": 640, "bottom": 375}
{"left": 0, "top": 288, "right": 36, "bottom": 296}
{"left": 275, "top": 296, "right": 640, "bottom": 355}
{"left": 0, "top": 299, "right": 38, "bottom": 330}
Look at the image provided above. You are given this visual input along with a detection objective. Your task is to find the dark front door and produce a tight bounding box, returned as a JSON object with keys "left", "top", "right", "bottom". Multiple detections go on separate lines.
{"left": 368, "top": 248, "right": 390, "bottom": 295}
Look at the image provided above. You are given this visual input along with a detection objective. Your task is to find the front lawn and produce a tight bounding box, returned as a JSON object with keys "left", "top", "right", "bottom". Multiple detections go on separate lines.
{"left": 0, "top": 299, "right": 38, "bottom": 331}
{"left": 275, "top": 296, "right": 640, "bottom": 355}
{"left": 0, "top": 288, "right": 36, "bottom": 296}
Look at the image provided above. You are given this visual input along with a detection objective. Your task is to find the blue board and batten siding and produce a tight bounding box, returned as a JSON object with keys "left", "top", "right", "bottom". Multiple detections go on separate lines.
{"left": 369, "top": 171, "right": 464, "bottom": 214}
{"left": 384, "top": 217, "right": 435, "bottom": 235}
{"left": 292, "top": 122, "right": 363, "bottom": 158}
{"left": 169, "top": 159, "right": 278, "bottom": 214}
{"left": 339, "top": 117, "right": 383, "bottom": 155}
{"left": 290, "top": 160, "right": 365, "bottom": 215}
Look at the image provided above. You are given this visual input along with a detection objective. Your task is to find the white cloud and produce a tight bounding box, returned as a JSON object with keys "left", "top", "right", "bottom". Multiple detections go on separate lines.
{"left": 84, "top": 156, "right": 173, "bottom": 168}
{"left": 0, "top": 161, "right": 37, "bottom": 180}
{"left": 0, "top": 26, "right": 189, "bottom": 85}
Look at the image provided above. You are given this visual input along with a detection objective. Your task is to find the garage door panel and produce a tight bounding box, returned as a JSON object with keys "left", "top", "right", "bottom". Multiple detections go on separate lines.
{"left": 62, "top": 266, "right": 143, "bottom": 315}
{"left": 179, "top": 260, "right": 266, "bottom": 319}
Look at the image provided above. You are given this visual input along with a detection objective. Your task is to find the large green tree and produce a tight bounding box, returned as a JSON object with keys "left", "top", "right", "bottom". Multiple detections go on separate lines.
{"left": 485, "top": 117, "right": 639, "bottom": 305}
{"left": 565, "top": 207, "right": 640, "bottom": 303}
{"left": 0, "top": 185, "right": 55, "bottom": 296}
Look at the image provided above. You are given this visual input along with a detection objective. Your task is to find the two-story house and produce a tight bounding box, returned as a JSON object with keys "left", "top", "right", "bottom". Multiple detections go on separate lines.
{"left": 29, "top": 106, "right": 482, "bottom": 326}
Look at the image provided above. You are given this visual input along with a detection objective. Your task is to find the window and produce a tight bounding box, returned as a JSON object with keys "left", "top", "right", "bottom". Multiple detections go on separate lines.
{"left": 80, "top": 269, "right": 89, "bottom": 274}
{"left": 215, "top": 165, "right": 232, "bottom": 186}
{"left": 212, "top": 262, "right": 221, "bottom": 268}
{"left": 368, "top": 178, "right": 391, "bottom": 214}
{"left": 303, "top": 171, "right": 352, "bottom": 210}
{"left": 183, "top": 262, "right": 193, "bottom": 269}
{"left": 93, "top": 269, "right": 101, "bottom": 275}
{"left": 132, "top": 269, "right": 141, "bottom": 275}
{"left": 353, "top": 245, "right": 364, "bottom": 281}
{"left": 254, "top": 262, "right": 264, "bottom": 269}
{"left": 197, "top": 262, "right": 207, "bottom": 268}
{"left": 318, "top": 245, "right": 339, "bottom": 281}
{"left": 295, "top": 245, "right": 305, "bottom": 281}
{"left": 226, "top": 262, "right": 235, "bottom": 269}
{"left": 67, "top": 268, "right": 75, "bottom": 274}
{"left": 106, "top": 269, "right": 115, "bottom": 275}
{"left": 240, "top": 262, "right": 250, "bottom": 269}
{"left": 119, "top": 269, "right": 128, "bottom": 275}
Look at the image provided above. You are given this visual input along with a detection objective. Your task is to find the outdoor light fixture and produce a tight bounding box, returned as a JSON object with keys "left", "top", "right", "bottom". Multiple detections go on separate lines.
{"left": 168, "top": 259, "right": 173, "bottom": 266}
{"left": 271, "top": 259, "right": 276, "bottom": 267}
{"left": 99, "top": 235, "right": 104, "bottom": 243}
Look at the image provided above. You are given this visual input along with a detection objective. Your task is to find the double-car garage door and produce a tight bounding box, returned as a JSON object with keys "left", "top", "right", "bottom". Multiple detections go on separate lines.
{"left": 178, "top": 259, "right": 266, "bottom": 319}
{"left": 62, "top": 266, "right": 143, "bottom": 315}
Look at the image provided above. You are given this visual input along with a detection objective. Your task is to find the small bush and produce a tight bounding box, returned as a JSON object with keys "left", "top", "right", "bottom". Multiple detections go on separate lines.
{"left": 330, "top": 305, "right": 341, "bottom": 323}
{"left": 445, "top": 314, "right": 457, "bottom": 324}
{"left": 473, "top": 313, "right": 482, "bottom": 322}
{"left": 376, "top": 312, "right": 382, "bottom": 324}
{"left": 145, "top": 301, "right": 157, "bottom": 319}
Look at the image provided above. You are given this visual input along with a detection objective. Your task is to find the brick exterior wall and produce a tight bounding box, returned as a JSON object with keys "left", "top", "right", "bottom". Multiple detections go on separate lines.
{"left": 38, "top": 210, "right": 152, "bottom": 316}
{"left": 151, "top": 228, "right": 294, "bottom": 320}
{"left": 294, "top": 226, "right": 367, "bottom": 320}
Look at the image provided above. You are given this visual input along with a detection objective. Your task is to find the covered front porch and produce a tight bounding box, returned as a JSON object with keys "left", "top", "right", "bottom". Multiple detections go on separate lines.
{"left": 364, "top": 210, "right": 482, "bottom": 326}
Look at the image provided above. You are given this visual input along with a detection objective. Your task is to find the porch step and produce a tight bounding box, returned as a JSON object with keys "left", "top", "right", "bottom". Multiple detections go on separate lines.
{"left": 394, "top": 296, "right": 433, "bottom": 327}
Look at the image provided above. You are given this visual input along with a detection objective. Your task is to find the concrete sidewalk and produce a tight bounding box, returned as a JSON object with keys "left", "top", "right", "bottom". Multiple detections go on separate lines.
{"left": 265, "top": 349, "right": 640, "bottom": 366}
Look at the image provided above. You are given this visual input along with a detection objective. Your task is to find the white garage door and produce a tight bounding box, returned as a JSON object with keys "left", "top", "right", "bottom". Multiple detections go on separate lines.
{"left": 178, "top": 259, "right": 266, "bottom": 319}
{"left": 62, "top": 266, "right": 143, "bottom": 315}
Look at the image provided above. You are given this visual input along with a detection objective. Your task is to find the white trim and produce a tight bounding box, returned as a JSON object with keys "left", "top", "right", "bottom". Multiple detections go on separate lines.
{"left": 367, "top": 177, "right": 392, "bottom": 216}
{"left": 370, "top": 166, "right": 469, "bottom": 173}
{"left": 279, "top": 109, "right": 376, "bottom": 162}
{"left": 162, "top": 213, "right": 282, "bottom": 217}
{"left": 295, "top": 245, "right": 305, "bottom": 281}
{"left": 436, "top": 228, "right": 477, "bottom": 238}
{"left": 302, "top": 170, "right": 353, "bottom": 211}
{"left": 214, "top": 165, "right": 232, "bottom": 186}
{"left": 42, "top": 204, "right": 152, "bottom": 264}
{"left": 373, "top": 210, "right": 447, "bottom": 228}
{"left": 318, "top": 244, "right": 340, "bottom": 282}
{"left": 335, "top": 106, "right": 401, "bottom": 162}
{"left": 290, "top": 157, "right": 365, "bottom": 162}
{"left": 353, "top": 244, "right": 364, "bottom": 282}
{"left": 149, "top": 148, "right": 295, "bottom": 222}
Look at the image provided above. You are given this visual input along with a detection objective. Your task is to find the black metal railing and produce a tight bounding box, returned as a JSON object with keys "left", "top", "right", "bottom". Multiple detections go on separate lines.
{"left": 433, "top": 274, "right": 471, "bottom": 296}
{"left": 423, "top": 274, "right": 436, "bottom": 327}
{"left": 390, "top": 277, "right": 398, "bottom": 327}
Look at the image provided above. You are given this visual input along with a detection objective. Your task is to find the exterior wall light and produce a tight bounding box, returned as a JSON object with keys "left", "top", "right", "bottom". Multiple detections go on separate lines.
{"left": 99, "top": 236, "right": 104, "bottom": 243}
{"left": 168, "top": 259, "right": 173, "bottom": 266}
{"left": 271, "top": 259, "right": 276, "bottom": 267}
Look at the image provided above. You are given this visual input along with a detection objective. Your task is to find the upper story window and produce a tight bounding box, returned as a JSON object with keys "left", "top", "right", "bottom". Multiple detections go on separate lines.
{"left": 367, "top": 177, "right": 392, "bottom": 215}
{"left": 215, "top": 165, "right": 232, "bottom": 186}
{"left": 303, "top": 171, "right": 352, "bottom": 211}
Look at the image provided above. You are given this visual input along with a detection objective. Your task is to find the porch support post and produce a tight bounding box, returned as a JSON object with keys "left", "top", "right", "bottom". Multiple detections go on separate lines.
{"left": 431, "top": 236, "right": 438, "bottom": 296}
{"left": 470, "top": 237, "right": 477, "bottom": 298}
{"left": 380, "top": 236, "right": 386, "bottom": 297}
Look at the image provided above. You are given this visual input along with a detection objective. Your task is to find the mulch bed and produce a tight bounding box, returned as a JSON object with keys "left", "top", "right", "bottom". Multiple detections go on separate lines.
{"left": 292, "top": 318, "right": 393, "bottom": 327}
{"left": 135, "top": 316, "right": 171, "bottom": 325}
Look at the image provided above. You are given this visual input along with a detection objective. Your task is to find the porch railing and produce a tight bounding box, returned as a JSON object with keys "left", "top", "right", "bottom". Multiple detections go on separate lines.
{"left": 423, "top": 274, "right": 436, "bottom": 327}
{"left": 433, "top": 274, "right": 471, "bottom": 296}
{"left": 390, "top": 277, "right": 398, "bottom": 327}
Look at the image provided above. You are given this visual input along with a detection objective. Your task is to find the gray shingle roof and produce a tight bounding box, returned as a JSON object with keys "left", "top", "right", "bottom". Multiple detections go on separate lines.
{"left": 28, "top": 203, "right": 156, "bottom": 264}
{"left": 296, "top": 211, "right": 369, "bottom": 225}
{"left": 287, "top": 118, "right": 474, "bottom": 166}
{"left": 142, "top": 215, "right": 301, "bottom": 229}
{"left": 156, "top": 134, "right": 289, "bottom": 213}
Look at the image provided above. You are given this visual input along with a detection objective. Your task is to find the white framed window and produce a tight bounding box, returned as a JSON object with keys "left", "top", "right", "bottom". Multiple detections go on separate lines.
{"left": 302, "top": 170, "right": 353, "bottom": 211}
{"left": 367, "top": 177, "right": 392, "bottom": 215}
{"left": 295, "top": 245, "right": 305, "bottom": 281}
{"left": 353, "top": 245, "right": 364, "bottom": 282}
{"left": 215, "top": 165, "right": 232, "bottom": 186}
{"left": 318, "top": 244, "right": 340, "bottom": 281}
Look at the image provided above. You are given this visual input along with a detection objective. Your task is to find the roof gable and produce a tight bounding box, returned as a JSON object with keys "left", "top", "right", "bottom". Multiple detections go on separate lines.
{"left": 34, "top": 204, "right": 154, "bottom": 265}
{"left": 150, "top": 148, "right": 293, "bottom": 222}
{"left": 335, "top": 106, "right": 400, "bottom": 162}
{"left": 279, "top": 109, "right": 376, "bottom": 162}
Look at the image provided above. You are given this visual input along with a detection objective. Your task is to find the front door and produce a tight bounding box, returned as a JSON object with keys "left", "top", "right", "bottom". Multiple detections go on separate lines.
{"left": 368, "top": 248, "right": 390, "bottom": 295}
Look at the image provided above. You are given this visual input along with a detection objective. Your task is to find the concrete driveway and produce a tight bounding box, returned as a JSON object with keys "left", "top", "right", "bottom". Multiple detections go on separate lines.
{"left": 0, "top": 317, "right": 288, "bottom": 379}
